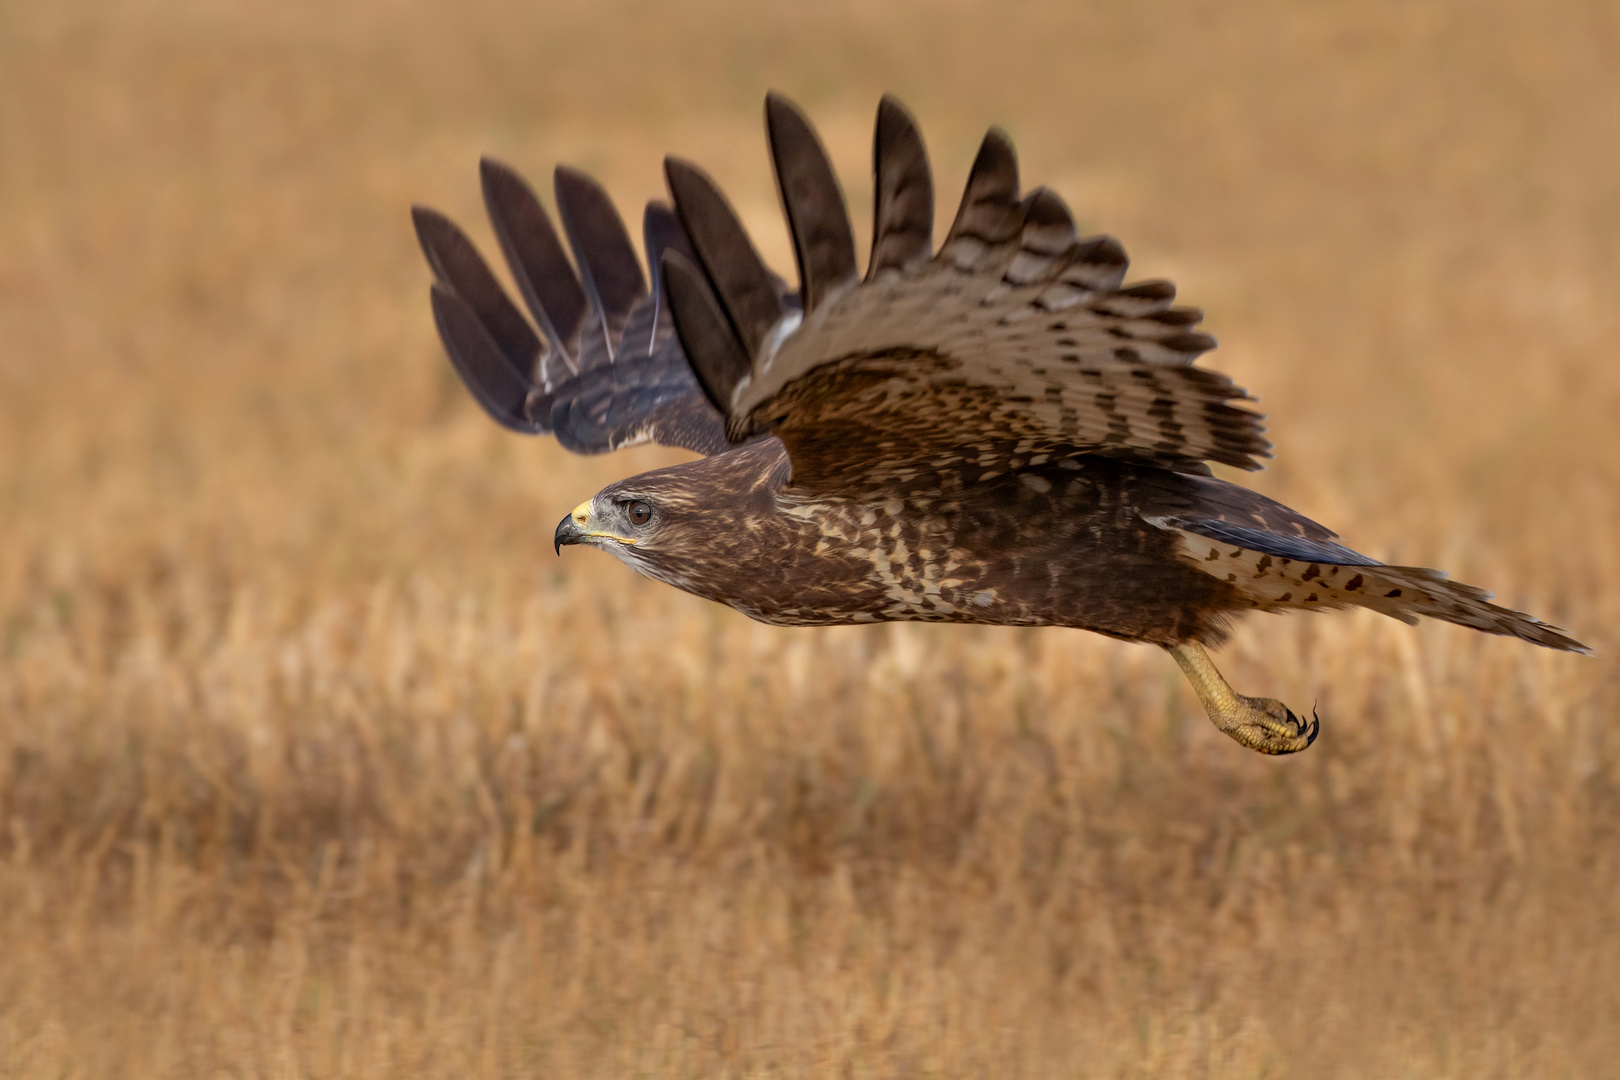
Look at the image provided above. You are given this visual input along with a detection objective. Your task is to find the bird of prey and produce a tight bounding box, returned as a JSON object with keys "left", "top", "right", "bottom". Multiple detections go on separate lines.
{"left": 413, "top": 92, "right": 1586, "bottom": 755}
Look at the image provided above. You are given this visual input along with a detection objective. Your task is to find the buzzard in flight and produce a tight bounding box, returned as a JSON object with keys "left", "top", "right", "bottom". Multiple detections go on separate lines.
{"left": 413, "top": 93, "right": 1585, "bottom": 755}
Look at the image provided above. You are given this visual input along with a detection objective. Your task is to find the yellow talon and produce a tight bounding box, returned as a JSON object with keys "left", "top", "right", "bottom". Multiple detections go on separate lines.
{"left": 1166, "top": 642, "right": 1319, "bottom": 755}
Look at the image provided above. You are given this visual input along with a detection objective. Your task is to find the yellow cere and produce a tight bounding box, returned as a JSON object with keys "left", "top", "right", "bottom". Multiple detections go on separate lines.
{"left": 571, "top": 499, "right": 637, "bottom": 544}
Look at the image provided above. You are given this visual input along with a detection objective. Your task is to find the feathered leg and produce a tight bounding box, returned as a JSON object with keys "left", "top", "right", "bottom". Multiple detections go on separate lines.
{"left": 1166, "top": 643, "right": 1319, "bottom": 755}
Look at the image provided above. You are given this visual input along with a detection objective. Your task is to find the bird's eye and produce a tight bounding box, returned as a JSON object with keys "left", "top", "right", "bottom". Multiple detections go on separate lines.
{"left": 628, "top": 500, "right": 652, "bottom": 526}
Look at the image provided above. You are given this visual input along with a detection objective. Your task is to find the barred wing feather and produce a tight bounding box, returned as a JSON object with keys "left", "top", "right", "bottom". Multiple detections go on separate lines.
{"left": 666, "top": 93, "right": 1272, "bottom": 492}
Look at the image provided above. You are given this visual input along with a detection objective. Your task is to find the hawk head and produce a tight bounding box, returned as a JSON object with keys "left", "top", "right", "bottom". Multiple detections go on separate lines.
{"left": 551, "top": 438, "right": 789, "bottom": 592}
{"left": 552, "top": 477, "right": 678, "bottom": 565}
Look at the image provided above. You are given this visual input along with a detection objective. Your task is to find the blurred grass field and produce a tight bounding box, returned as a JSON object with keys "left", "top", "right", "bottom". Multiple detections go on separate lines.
{"left": 2, "top": 0, "right": 1619, "bottom": 1075}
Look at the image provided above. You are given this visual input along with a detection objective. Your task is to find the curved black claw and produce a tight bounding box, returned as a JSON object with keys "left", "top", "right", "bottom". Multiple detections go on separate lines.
{"left": 1224, "top": 695, "right": 1319, "bottom": 756}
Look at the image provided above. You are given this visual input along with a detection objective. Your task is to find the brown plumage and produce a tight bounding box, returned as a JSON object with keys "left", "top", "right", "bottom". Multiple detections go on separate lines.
{"left": 413, "top": 92, "right": 1587, "bottom": 756}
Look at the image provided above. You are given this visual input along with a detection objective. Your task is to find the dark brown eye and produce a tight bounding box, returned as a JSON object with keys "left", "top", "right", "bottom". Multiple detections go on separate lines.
{"left": 628, "top": 500, "right": 652, "bottom": 526}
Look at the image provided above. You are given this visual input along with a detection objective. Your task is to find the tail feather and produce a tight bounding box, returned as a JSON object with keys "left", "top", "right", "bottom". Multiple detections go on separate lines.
{"left": 1368, "top": 565, "right": 1587, "bottom": 653}
{"left": 1156, "top": 517, "right": 1589, "bottom": 655}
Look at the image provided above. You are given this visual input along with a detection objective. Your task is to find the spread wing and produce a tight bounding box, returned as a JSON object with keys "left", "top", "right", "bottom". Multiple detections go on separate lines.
{"left": 660, "top": 93, "right": 1272, "bottom": 492}
{"left": 413, "top": 160, "right": 730, "bottom": 456}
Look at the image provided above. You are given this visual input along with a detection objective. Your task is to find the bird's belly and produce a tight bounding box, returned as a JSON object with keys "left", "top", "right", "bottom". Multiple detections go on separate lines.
{"left": 727, "top": 483, "right": 1243, "bottom": 643}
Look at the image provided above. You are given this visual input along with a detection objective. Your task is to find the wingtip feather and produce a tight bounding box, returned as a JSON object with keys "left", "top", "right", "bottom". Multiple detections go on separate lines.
{"left": 664, "top": 154, "right": 785, "bottom": 359}
{"left": 660, "top": 249, "right": 753, "bottom": 428}
{"left": 429, "top": 283, "right": 545, "bottom": 434}
{"left": 478, "top": 158, "right": 588, "bottom": 372}
{"left": 941, "top": 125, "right": 1024, "bottom": 260}
{"left": 553, "top": 164, "right": 648, "bottom": 363}
{"left": 869, "top": 94, "right": 934, "bottom": 277}
{"left": 765, "top": 90, "right": 857, "bottom": 314}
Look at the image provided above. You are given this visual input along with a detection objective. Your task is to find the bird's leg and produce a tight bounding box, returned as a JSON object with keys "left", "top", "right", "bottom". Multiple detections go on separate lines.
{"left": 1166, "top": 642, "right": 1319, "bottom": 755}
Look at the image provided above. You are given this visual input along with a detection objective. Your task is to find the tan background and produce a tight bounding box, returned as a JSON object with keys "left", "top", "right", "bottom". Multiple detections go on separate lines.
{"left": 1, "top": 0, "right": 1617, "bottom": 1075}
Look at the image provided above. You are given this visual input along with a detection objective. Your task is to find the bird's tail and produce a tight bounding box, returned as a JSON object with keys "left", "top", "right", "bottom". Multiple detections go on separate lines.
{"left": 1155, "top": 517, "right": 1589, "bottom": 654}
{"left": 1338, "top": 563, "right": 1586, "bottom": 653}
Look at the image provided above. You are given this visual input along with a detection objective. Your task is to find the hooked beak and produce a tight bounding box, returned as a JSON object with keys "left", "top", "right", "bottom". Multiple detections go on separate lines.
{"left": 554, "top": 511, "right": 583, "bottom": 555}
{"left": 554, "top": 500, "right": 637, "bottom": 556}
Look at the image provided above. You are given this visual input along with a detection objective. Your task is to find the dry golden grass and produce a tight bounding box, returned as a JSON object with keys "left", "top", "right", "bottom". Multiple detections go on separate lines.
{"left": 2, "top": 0, "right": 1619, "bottom": 1075}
